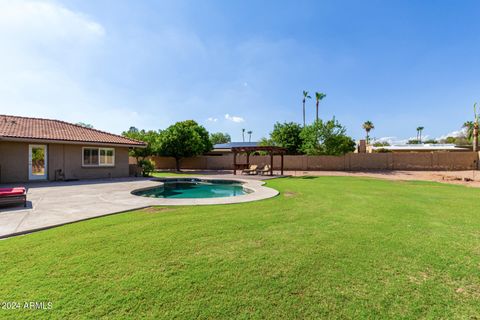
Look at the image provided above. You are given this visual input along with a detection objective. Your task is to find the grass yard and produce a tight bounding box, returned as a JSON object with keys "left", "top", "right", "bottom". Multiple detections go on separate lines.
{"left": 0, "top": 176, "right": 479, "bottom": 319}
{"left": 152, "top": 171, "right": 199, "bottom": 178}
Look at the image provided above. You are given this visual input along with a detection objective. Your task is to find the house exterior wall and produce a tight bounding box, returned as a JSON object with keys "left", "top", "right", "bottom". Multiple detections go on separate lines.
{"left": 0, "top": 141, "right": 29, "bottom": 183}
{"left": 60, "top": 145, "right": 130, "bottom": 180}
{"left": 0, "top": 141, "right": 130, "bottom": 183}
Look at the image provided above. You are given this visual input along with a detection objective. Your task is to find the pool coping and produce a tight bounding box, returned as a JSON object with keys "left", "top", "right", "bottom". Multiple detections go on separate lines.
{"left": 0, "top": 176, "right": 280, "bottom": 239}
{"left": 129, "top": 177, "right": 279, "bottom": 206}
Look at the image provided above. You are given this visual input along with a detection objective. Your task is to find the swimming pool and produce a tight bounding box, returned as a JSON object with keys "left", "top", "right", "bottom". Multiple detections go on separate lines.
{"left": 133, "top": 179, "right": 250, "bottom": 199}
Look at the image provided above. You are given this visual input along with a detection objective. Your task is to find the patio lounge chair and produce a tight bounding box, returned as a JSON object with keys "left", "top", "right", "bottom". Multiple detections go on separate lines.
{"left": 242, "top": 164, "right": 258, "bottom": 175}
{"left": 0, "top": 187, "right": 27, "bottom": 208}
{"left": 257, "top": 164, "right": 271, "bottom": 175}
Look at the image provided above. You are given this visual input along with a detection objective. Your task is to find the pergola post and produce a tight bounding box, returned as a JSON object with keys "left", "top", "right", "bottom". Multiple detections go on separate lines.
{"left": 281, "top": 153, "right": 284, "bottom": 175}
{"left": 270, "top": 152, "right": 273, "bottom": 176}
{"left": 231, "top": 146, "right": 286, "bottom": 177}
{"left": 233, "top": 151, "right": 237, "bottom": 175}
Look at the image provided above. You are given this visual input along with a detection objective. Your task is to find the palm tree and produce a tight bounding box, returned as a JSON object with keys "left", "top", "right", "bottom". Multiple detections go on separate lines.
{"left": 463, "top": 121, "right": 474, "bottom": 142}
{"left": 242, "top": 128, "right": 246, "bottom": 142}
{"left": 314, "top": 92, "right": 327, "bottom": 122}
{"left": 302, "top": 90, "right": 311, "bottom": 127}
{"left": 473, "top": 103, "right": 479, "bottom": 152}
{"left": 362, "top": 121, "right": 374, "bottom": 143}
{"left": 416, "top": 126, "right": 424, "bottom": 143}
{"left": 247, "top": 130, "right": 252, "bottom": 142}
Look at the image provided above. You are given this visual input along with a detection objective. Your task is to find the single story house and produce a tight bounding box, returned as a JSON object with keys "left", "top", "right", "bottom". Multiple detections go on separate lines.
{"left": 0, "top": 115, "right": 146, "bottom": 183}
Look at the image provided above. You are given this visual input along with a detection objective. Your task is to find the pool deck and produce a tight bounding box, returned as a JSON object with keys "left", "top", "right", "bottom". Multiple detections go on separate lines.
{"left": 0, "top": 175, "right": 280, "bottom": 239}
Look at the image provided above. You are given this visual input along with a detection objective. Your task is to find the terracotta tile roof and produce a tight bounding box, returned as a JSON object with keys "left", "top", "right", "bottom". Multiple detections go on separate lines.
{"left": 0, "top": 115, "right": 146, "bottom": 147}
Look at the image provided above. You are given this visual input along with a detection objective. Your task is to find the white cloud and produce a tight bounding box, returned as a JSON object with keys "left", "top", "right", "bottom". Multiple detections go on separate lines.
{"left": 0, "top": 0, "right": 105, "bottom": 41}
{"left": 375, "top": 132, "right": 465, "bottom": 146}
{"left": 436, "top": 130, "right": 464, "bottom": 140}
{"left": 0, "top": 1, "right": 142, "bottom": 133}
{"left": 374, "top": 136, "right": 397, "bottom": 144}
{"left": 207, "top": 117, "right": 218, "bottom": 122}
{"left": 375, "top": 136, "right": 417, "bottom": 145}
{"left": 225, "top": 113, "right": 245, "bottom": 123}
{"left": 408, "top": 134, "right": 430, "bottom": 141}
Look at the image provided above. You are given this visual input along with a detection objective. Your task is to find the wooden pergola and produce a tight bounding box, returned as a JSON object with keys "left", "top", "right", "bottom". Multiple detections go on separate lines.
{"left": 232, "top": 146, "right": 287, "bottom": 176}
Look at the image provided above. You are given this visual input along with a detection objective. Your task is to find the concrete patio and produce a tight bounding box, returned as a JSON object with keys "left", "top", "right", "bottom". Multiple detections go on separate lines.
{"left": 0, "top": 175, "right": 280, "bottom": 239}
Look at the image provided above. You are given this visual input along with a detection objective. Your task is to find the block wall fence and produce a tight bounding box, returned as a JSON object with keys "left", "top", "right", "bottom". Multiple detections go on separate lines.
{"left": 130, "top": 152, "right": 480, "bottom": 171}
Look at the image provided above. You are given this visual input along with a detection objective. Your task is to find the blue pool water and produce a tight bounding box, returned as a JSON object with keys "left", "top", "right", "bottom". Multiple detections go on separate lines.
{"left": 134, "top": 179, "right": 248, "bottom": 199}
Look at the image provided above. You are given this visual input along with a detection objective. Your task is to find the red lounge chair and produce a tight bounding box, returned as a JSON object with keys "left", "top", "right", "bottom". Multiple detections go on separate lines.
{"left": 0, "top": 187, "right": 27, "bottom": 208}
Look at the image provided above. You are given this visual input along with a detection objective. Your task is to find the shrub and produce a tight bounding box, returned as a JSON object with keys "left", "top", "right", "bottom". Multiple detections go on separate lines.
{"left": 374, "top": 148, "right": 391, "bottom": 153}
{"left": 138, "top": 159, "right": 155, "bottom": 177}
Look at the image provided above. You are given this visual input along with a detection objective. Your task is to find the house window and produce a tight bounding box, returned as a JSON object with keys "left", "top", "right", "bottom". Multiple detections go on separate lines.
{"left": 83, "top": 148, "right": 115, "bottom": 166}
{"left": 100, "top": 148, "right": 115, "bottom": 165}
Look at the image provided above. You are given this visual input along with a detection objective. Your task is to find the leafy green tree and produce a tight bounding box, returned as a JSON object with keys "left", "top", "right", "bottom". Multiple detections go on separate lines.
{"left": 269, "top": 122, "right": 303, "bottom": 154}
{"left": 315, "top": 92, "right": 327, "bottom": 122}
{"left": 439, "top": 135, "right": 469, "bottom": 145}
{"left": 257, "top": 137, "right": 275, "bottom": 155}
{"left": 423, "top": 139, "right": 438, "bottom": 144}
{"left": 122, "top": 127, "right": 161, "bottom": 162}
{"left": 373, "top": 141, "right": 391, "bottom": 147}
{"left": 441, "top": 136, "right": 457, "bottom": 144}
{"left": 456, "top": 136, "right": 470, "bottom": 145}
{"left": 407, "top": 139, "right": 420, "bottom": 145}
{"left": 76, "top": 122, "right": 94, "bottom": 128}
{"left": 302, "top": 90, "right": 311, "bottom": 127}
{"left": 300, "top": 119, "right": 356, "bottom": 155}
{"left": 31, "top": 148, "right": 45, "bottom": 161}
{"left": 126, "top": 126, "right": 139, "bottom": 134}
{"left": 158, "top": 120, "right": 212, "bottom": 171}
{"left": 210, "top": 132, "right": 231, "bottom": 145}
{"left": 373, "top": 148, "right": 392, "bottom": 153}
{"left": 259, "top": 137, "right": 275, "bottom": 146}
{"left": 362, "top": 121, "right": 374, "bottom": 143}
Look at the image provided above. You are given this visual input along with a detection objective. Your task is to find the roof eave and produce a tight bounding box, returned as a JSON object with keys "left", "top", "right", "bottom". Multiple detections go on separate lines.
{"left": 0, "top": 136, "right": 147, "bottom": 148}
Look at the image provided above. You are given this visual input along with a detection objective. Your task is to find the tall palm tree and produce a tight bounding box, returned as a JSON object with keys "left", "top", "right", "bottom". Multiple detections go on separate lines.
{"left": 416, "top": 126, "right": 424, "bottom": 143}
{"left": 302, "top": 90, "right": 311, "bottom": 127}
{"left": 247, "top": 130, "right": 252, "bottom": 142}
{"left": 473, "top": 103, "right": 479, "bottom": 152}
{"left": 362, "top": 121, "right": 374, "bottom": 143}
{"left": 463, "top": 121, "right": 474, "bottom": 142}
{"left": 242, "top": 128, "right": 246, "bottom": 142}
{"left": 314, "top": 92, "right": 327, "bottom": 122}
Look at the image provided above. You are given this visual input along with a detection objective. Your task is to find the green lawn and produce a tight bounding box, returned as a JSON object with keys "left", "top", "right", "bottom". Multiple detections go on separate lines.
{"left": 1, "top": 176, "right": 479, "bottom": 319}
{"left": 152, "top": 171, "right": 197, "bottom": 178}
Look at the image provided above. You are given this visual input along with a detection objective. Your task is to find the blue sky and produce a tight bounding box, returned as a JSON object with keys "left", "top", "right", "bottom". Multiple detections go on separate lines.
{"left": 1, "top": 0, "right": 480, "bottom": 143}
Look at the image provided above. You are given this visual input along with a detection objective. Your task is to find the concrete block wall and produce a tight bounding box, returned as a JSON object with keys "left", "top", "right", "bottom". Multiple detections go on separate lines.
{"left": 149, "top": 152, "right": 479, "bottom": 171}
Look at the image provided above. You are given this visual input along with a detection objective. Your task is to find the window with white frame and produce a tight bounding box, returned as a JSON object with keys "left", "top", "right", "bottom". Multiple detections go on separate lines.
{"left": 83, "top": 148, "right": 115, "bottom": 166}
